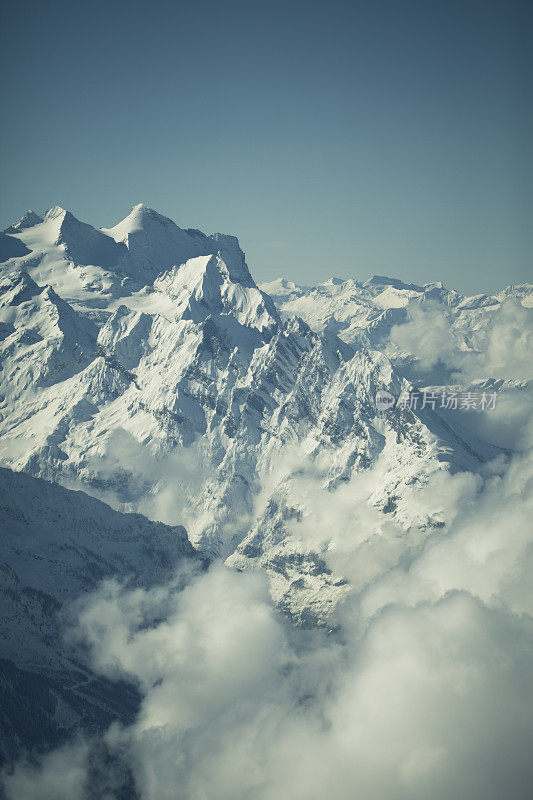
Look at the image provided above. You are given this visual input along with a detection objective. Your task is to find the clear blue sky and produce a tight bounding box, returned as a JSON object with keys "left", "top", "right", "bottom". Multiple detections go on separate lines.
{"left": 1, "top": 0, "right": 531, "bottom": 294}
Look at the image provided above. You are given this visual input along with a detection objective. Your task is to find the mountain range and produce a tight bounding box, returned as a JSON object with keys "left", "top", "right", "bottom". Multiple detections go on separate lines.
{"left": 0, "top": 203, "right": 531, "bottom": 770}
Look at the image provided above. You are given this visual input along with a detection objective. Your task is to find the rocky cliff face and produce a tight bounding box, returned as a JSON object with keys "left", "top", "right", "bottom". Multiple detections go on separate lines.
{"left": 1, "top": 205, "right": 530, "bottom": 628}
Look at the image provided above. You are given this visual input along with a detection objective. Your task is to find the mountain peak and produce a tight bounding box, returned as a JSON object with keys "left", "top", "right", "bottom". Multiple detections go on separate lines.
{"left": 39, "top": 206, "right": 126, "bottom": 270}
{"left": 45, "top": 205, "right": 69, "bottom": 221}
{"left": 130, "top": 202, "right": 160, "bottom": 218}
{"left": 105, "top": 204, "right": 176, "bottom": 240}
{"left": 3, "top": 209, "right": 43, "bottom": 235}
{"left": 325, "top": 277, "right": 347, "bottom": 286}
{"left": 364, "top": 275, "right": 423, "bottom": 292}
{"left": 260, "top": 277, "right": 305, "bottom": 298}
{"left": 153, "top": 253, "right": 279, "bottom": 332}
{"left": 101, "top": 205, "right": 253, "bottom": 287}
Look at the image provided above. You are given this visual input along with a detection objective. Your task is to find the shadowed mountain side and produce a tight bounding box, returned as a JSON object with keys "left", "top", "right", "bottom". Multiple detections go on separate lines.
{"left": 0, "top": 467, "right": 201, "bottom": 764}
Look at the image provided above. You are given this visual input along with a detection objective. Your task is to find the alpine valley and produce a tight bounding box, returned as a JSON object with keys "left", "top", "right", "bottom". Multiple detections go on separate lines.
{"left": 0, "top": 205, "right": 532, "bottom": 797}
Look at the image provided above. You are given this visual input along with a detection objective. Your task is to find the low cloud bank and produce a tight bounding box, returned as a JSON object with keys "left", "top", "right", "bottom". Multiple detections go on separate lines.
{"left": 390, "top": 298, "right": 533, "bottom": 383}
{"left": 4, "top": 415, "right": 533, "bottom": 800}
{"left": 3, "top": 300, "right": 533, "bottom": 800}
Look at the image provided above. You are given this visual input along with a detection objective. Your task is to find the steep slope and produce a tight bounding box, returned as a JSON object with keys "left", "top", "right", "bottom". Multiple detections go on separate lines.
{"left": 3, "top": 210, "right": 43, "bottom": 235}
{"left": 0, "top": 466, "right": 199, "bottom": 763}
{"left": 1, "top": 204, "right": 265, "bottom": 310}
{"left": 0, "top": 234, "right": 30, "bottom": 262}
{"left": 0, "top": 269, "right": 98, "bottom": 401}
{"left": 102, "top": 203, "right": 209, "bottom": 284}
{"left": 103, "top": 203, "right": 257, "bottom": 287}
{"left": 0, "top": 207, "right": 126, "bottom": 306}
{"left": 1, "top": 204, "right": 525, "bottom": 626}
{"left": 40, "top": 206, "right": 125, "bottom": 270}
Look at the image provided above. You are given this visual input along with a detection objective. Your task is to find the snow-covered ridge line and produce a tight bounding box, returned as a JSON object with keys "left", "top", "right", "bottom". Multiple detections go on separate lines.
{"left": 0, "top": 202, "right": 531, "bottom": 630}
{"left": 1, "top": 203, "right": 256, "bottom": 297}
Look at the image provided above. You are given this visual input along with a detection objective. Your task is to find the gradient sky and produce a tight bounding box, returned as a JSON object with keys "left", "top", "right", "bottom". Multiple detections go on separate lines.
{"left": 1, "top": 0, "right": 531, "bottom": 294}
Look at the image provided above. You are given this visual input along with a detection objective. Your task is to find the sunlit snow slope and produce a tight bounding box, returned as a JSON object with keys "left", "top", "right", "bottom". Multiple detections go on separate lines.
{"left": 1, "top": 205, "right": 531, "bottom": 627}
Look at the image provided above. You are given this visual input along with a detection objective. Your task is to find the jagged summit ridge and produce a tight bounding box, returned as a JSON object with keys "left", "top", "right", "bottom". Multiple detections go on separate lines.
{"left": 3, "top": 209, "right": 43, "bottom": 234}
{"left": 1, "top": 203, "right": 257, "bottom": 302}
{"left": 102, "top": 202, "right": 254, "bottom": 286}
{"left": 153, "top": 253, "right": 279, "bottom": 331}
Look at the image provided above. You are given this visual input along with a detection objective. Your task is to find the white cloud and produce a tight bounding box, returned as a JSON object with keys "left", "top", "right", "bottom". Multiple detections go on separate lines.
{"left": 390, "top": 302, "right": 460, "bottom": 370}
{"left": 389, "top": 298, "right": 533, "bottom": 383}
{"left": 4, "top": 338, "right": 533, "bottom": 800}
{"left": 2, "top": 740, "right": 89, "bottom": 800}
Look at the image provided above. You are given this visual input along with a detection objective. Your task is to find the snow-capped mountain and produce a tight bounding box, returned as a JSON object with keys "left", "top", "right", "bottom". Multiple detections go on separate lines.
{"left": 262, "top": 274, "right": 532, "bottom": 385}
{"left": 102, "top": 203, "right": 252, "bottom": 287}
{"left": 1, "top": 204, "right": 531, "bottom": 630}
{"left": 1, "top": 204, "right": 259, "bottom": 309}
{"left": 1, "top": 203, "right": 532, "bottom": 781}
{"left": 261, "top": 273, "right": 532, "bottom": 347}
